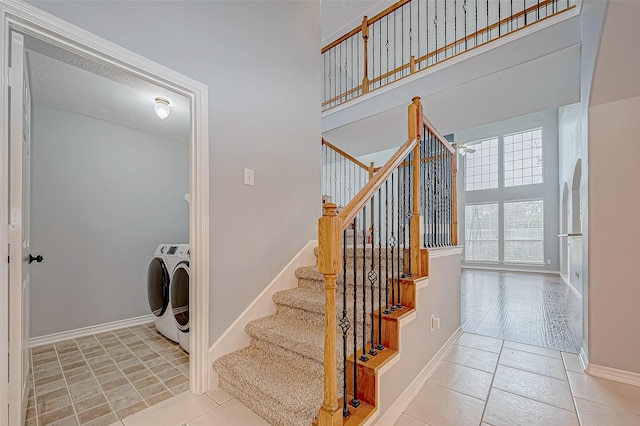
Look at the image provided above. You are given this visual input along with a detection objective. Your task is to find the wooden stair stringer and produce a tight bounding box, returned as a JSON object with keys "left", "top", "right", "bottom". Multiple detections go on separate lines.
{"left": 341, "top": 276, "right": 422, "bottom": 425}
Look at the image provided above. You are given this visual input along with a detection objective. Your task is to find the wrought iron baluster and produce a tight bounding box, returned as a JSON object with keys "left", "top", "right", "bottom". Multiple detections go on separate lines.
{"left": 434, "top": 0, "right": 438, "bottom": 62}
{"left": 390, "top": 171, "right": 396, "bottom": 312}
{"left": 377, "top": 186, "right": 384, "bottom": 351}
{"left": 350, "top": 216, "right": 360, "bottom": 409}
{"left": 396, "top": 164, "right": 402, "bottom": 308}
{"left": 407, "top": 150, "right": 412, "bottom": 276}
{"left": 341, "top": 229, "right": 350, "bottom": 419}
{"left": 486, "top": 0, "right": 489, "bottom": 42}
{"left": 360, "top": 209, "right": 368, "bottom": 362}
{"left": 444, "top": 0, "right": 447, "bottom": 58}
{"left": 524, "top": 0, "right": 528, "bottom": 25}
{"left": 475, "top": 0, "right": 478, "bottom": 47}
{"left": 368, "top": 195, "right": 377, "bottom": 356}
{"left": 384, "top": 180, "right": 390, "bottom": 315}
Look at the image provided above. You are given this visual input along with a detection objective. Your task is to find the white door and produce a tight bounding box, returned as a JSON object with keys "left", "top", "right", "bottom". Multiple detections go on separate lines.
{"left": 7, "top": 30, "right": 32, "bottom": 426}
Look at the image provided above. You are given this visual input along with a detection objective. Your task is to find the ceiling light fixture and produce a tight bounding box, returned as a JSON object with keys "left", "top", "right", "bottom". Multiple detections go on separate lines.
{"left": 154, "top": 97, "right": 171, "bottom": 120}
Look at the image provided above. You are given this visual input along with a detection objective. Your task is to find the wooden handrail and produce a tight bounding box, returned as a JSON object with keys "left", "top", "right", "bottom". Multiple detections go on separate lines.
{"left": 322, "top": 0, "right": 574, "bottom": 111}
{"left": 422, "top": 115, "right": 455, "bottom": 154}
{"left": 322, "top": 138, "right": 369, "bottom": 171}
{"left": 337, "top": 137, "right": 417, "bottom": 230}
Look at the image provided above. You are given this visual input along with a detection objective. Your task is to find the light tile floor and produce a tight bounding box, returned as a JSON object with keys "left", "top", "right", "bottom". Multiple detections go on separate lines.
{"left": 108, "top": 387, "right": 269, "bottom": 426}
{"left": 26, "top": 323, "right": 190, "bottom": 426}
{"left": 397, "top": 332, "right": 640, "bottom": 426}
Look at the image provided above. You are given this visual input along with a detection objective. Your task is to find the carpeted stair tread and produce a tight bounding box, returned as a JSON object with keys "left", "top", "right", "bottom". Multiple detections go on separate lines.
{"left": 273, "top": 287, "right": 326, "bottom": 315}
{"left": 246, "top": 314, "right": 325, "bottom": 362}
{"left": 214, "top": 346, "right": 322, "bottom": 425}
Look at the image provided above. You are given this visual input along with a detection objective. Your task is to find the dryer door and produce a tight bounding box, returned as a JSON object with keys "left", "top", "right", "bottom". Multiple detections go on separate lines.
{"left": 148, "top": 257, "right": 170, "bottom": 316}
{"left": 170, "top": 262, "right": 189, "bottom": 331}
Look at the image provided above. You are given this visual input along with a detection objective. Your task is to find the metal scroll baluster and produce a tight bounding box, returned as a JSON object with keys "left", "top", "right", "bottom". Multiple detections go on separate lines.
{"left": 444, "top": 0, "right": 447, "bottom": 59}
{"left": 396, "top": 164, "right": 402, "bottom": 308}
{"left": 350, "top": 216, "right": 360, "bottom": 409}
{"left": 431, "top": 133, "right": 437, "bottom": 248}
{"left": 435, "top": 138, "right": 441, "bottom": 247}
{"left": 377, "top": 186, "right": 384, "bottom": 351}
{"left": 524, "top": 0, "right": 528, "bottom": 25}
{"left": 463, "top": 0, "right": 468, "bottom": 50}
{"left": 434, "top": 0, "right": 438, "bottom": 62}
{"left": 384, "top": 180, "right": 391, "bottom": 315}
{"left": 368, "top": 195, "right": 377, "bottom": 356}
{"left": 341, "top": 229, "right": 350, "bottom": 419}
{"left": 389, "top": 172, "right": 396, "bottom": 312}
{"left": 360, "top": 209, "right": 368, "bottom": 362}
{"left": 407, "top": 150, "right": 412, "bottom": 277}
{"left": 421, "top": 131, "right": 427, "bottom": 248}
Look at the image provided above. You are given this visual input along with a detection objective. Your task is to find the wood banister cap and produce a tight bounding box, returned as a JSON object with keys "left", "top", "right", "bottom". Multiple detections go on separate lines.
{"left": 412, "top": 96, "right": 421, "bottom": 104}
{"left": 322, "top": 203, "right": 338, "bottom": 217}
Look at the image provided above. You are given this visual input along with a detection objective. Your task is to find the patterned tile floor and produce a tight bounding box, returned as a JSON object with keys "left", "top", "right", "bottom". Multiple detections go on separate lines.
{"left": 26, "top": 323, "right": 189, "bottom": 426}
{"left": 461, "top": 269, "right": 583, "bottom": 353}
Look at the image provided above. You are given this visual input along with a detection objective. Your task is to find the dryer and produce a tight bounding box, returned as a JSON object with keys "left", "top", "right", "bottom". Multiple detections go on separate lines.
{"left": 170, "top": 245, "right": 190, "bottom": 353}
{"left": 147, "top": 244, "right": 186, "bottom": 342}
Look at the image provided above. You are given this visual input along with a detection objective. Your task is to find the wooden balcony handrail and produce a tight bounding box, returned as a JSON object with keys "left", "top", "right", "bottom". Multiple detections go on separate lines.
{"left": 337, "top": 137, "right": 417, "bottom": 230}
{"left": 321, "top": 0, "right": 575, "bottom": 111}
{"left": 422, "top": 115, "right": 455, "bottom": 154}
{"left": 322, "top": 138, "right": 369, "bottom": 171}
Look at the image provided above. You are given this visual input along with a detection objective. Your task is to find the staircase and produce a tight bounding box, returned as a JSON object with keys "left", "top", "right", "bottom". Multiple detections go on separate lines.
{"left": 213, "top": 248, "right": 400, "bottom": 425}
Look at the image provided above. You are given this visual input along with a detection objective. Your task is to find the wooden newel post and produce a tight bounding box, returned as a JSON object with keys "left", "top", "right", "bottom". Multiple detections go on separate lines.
{"left": 361, "top": 16, "right": 370, "bottom": 94}
{"left": 409, "top": 97, "right": 423, "bottom": 277}
{"left": 317, "top": 203, "right": 343, "bottom": 426}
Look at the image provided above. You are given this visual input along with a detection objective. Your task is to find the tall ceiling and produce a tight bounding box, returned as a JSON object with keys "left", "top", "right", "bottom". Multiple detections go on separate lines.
{"left": 24, "top": 35, "right": 190, "bottom": 144}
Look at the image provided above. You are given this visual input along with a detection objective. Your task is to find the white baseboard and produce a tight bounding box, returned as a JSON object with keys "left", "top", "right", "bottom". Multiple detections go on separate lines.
{"left": 208, "top": 240, "right": 318, "bottom": 390}
{"left": 374, "top": 327, "right": 463, "bottom": 425}
{"left": 586, "top": 362, "right": 640, "bottom": 388}
{"left": 29, "top": 314, "right": 155, "bottom": 348}
{"left": 462, "top": 265, "right": 561, "bottom": 275}
{"left": 579, "top": 347, "right": 589, "bottom": 371}
{"left": 560, "top": 273, "right": 583, "bottom": 302}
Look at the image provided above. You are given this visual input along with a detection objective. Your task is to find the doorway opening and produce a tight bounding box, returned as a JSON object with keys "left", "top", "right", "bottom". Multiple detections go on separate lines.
{"left": 1, "top": 3, "right": 210, "bottom": 426}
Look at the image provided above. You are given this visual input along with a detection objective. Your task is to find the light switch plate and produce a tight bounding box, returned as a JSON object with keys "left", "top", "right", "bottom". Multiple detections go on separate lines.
{"left": 244, "top": 168, "right": 254, "bottom": 186}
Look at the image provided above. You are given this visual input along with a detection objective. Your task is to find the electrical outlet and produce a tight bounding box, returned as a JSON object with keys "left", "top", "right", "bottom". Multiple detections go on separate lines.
{"left": 430, "top": 314, "right": 440, "bottom": 332}
{"left": 244, "top": 168, "right": 254, "bottom": 186}
{"left": 546, "top": 259, "right": 551, "bottom": 264}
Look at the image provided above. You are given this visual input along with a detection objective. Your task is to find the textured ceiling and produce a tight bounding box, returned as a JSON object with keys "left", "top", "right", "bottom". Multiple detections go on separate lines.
{"left": 25, "top": 36, "right": 190, "bottom": 143}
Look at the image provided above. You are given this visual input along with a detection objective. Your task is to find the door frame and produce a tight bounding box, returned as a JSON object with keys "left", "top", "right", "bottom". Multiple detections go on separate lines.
{"left": 0, "top": 0, "right": 211, "bottom": 417}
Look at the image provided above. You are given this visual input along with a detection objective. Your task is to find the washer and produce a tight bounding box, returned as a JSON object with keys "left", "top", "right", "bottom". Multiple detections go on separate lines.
{"left": 170, "top": 245, "right": 190, "bottom": 353}
{"left": 147, "top": 244, "right": 185, "bottom": 342}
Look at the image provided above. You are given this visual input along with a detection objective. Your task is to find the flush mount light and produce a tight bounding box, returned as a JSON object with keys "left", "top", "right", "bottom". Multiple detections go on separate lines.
{"left": 154, "top": 97, "right": 171, "bottom": 119}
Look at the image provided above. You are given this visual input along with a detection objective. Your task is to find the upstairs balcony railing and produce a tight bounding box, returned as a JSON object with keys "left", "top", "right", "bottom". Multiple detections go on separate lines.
{"left": 322, "top": 0, "right": 577, "bottom": 111}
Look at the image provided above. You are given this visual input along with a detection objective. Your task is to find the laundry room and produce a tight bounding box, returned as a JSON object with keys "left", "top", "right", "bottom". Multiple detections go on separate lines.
{"left": 23, "top": 35, "right": 193, "bottom": 422}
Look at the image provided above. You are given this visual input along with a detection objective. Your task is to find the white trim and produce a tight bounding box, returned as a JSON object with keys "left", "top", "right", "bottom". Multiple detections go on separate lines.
{"left": 415, "top": 276, "right": 429, "bottom": 291}
{"left": 374, "top": 327, "right": 463, "bottom": 425}
{"left": 0, "top": 0, "right": 210, "bottom": 404}
{"left": 586, "top": 363, "right": 640, "bottom": 388}
{"left": 208, "top": 240, "right": 318, "bottom": 389}
{"left": 560, "top": 273, "right": 583, "bottom": 302}
{"left": 29, "top": 315, "right": 155, "bottom": 348}
{"left": 462, "top": 265, "right": 561, "bottom": 275}
{"left": 428, "top": 246, "right": 463, "bottom": 258}
{"left": 579, "top": 347, "right": 589, "bottom": 371}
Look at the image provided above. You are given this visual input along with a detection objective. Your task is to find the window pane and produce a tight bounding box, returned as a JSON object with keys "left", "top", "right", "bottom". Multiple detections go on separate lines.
{"left": 504, "top": 128, "right": 543, "bottom": 187}
{"left": 504, "top": 200, "right": 544, "bottom": 264}
{"left": 464, "top": 137, "right": 499, "bottom": 191}
{"left": 465, "top": 204, "right": 499, "bottom": 262}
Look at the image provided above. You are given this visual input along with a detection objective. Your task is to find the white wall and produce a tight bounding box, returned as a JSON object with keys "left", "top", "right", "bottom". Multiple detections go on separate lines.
{"left": 455, "top": 109, "right": 560, "bottom": 272}
{"left": 30, "top": 104, "right": 189, "bottom": 337}
{"left": 27, "top": 0, "right": 322, "bottom": 345}
{"left": 588, "top": 95, "right": 640, "bottom": 374}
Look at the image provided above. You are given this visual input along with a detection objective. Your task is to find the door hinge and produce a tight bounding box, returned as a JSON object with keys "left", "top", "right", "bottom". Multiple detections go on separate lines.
{"left": 7, "top": 65, "right": 20, "bottom": 88}
{"left": 7, "top": 224, "right": 20, "bottom": 244}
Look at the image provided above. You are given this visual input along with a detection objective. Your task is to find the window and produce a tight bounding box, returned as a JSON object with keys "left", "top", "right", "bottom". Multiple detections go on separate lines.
{"left": 504, "top": 200, "right": 544, "bottom": 264}
{"left": 504, "top": 128, "right": 543, "bottom": 187}
{"left": 464, "top": 137, "right": 498, "bottom": 191}
{"left": 464, "top": 204, "right": 499, "bottom": 262}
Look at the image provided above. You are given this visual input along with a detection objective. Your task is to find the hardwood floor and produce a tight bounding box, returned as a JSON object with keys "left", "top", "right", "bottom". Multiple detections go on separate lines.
{"left": 461, "top": 269, "right": 582, "bottom": 353}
